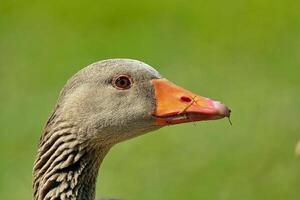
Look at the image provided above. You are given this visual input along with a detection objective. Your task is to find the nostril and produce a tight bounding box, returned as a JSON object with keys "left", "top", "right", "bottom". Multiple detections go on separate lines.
{"left": 180, "top": 96, "right": 192, "bottom": 103}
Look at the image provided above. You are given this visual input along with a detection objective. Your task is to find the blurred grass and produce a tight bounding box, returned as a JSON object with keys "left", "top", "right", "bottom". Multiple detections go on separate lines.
{"left": 0, "top": 0, "right": 300, "bottom": 199}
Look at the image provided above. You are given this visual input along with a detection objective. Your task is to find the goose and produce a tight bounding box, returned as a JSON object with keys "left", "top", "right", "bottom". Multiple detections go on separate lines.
{"left": 33, "top": 59, "right": 231, "bottom": 200}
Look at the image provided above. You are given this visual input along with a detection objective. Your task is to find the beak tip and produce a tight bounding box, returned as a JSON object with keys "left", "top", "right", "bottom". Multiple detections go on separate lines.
{"left": 213, "top": 101, "right": 231, "bottom": 117}
{"left": 225, "top": 107, "right": 231, "bottom": 117}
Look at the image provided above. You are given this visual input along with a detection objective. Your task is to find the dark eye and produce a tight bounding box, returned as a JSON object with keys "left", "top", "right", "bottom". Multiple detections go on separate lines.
{"left": 112, "top": 75, "right": 133, "bottom": 90}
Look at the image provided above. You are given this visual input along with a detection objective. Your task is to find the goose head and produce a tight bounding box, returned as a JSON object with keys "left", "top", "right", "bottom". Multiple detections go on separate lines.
{"left": 33, "top": 59, "right": 230, "bottom": 200}
{"left": 57, "top": 59, "right": 230, "bottom": 147}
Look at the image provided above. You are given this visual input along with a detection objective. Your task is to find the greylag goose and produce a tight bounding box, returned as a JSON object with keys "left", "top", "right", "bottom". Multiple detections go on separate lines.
{"left": 33, "top": 59, "right": 230, "bottom": 200}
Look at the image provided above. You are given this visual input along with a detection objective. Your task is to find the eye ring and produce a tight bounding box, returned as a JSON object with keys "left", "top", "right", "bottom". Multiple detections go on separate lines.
{"left": 112, "top": 74, "right": 133, "bottom": 90}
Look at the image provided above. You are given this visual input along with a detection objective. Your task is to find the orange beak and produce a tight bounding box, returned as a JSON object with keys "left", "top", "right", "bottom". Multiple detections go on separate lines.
{"left": 151, "top": 79, "right": 231, "bottom": 126}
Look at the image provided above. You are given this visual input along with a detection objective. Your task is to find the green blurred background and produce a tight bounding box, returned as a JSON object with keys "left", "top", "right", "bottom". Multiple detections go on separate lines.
{"left": 0, "top": 0, "right": 299, "bottom": 199}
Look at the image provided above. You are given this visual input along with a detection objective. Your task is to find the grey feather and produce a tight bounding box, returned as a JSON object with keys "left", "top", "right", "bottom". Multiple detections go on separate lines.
{"left": 33, "top": 59, "right": 162, "bottom": 200}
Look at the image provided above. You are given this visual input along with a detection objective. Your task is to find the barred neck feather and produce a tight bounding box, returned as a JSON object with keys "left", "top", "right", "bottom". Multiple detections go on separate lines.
{"left": 33, "top": 108, "right": 109, "bottom": 200}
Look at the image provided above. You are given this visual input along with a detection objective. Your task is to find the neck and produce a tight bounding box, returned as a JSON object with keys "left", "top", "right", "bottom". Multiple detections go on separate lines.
{"left": 33, "top": 115, "right": 110, "bottom": 200}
